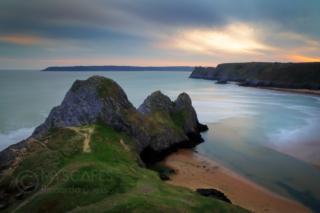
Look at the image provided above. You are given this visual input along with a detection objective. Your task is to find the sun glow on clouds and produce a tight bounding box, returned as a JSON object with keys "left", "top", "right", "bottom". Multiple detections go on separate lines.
{"left": 0, "top": 57, "right": 205, "bottom": 68}
{"left": 1, "top": 24, "right": 319, "bottom": 69}
{"left": 158, "top": 23, "right": 320, "bottom": 63}
{"left": 0, "top": 58, "right": 80, "bottom": 63}
{"left": 170, "top": 24, "right": 272, "bottom": 56}
{"left": 0, "top": 35, "right": 54, "bottom": 45}
{"left": 289, "top": 55, "right": 320, "bottom": 62}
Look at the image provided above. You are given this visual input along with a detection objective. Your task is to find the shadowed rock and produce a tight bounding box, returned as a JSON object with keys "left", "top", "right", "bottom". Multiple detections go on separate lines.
{"left": 138, "top": 91, "right": 207, "bottom": 164}
{"left": 159, "top": 173, "right": 171, "bottom": 181}
{"left": 196, "top": 188, "right": 231, "bottom": 204}
{"left": 215, "top": 79, "right": 227, "bottom": 84}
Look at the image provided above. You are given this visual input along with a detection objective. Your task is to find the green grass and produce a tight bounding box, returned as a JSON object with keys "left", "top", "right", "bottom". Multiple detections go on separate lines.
{"left": 170, "top": 111, "right": 186, "bottom": 128}
{"left": 97, "top": 78, "right": 122, "bottom": 99}
{"left": 0, "top": 124, "right": 250, "bottom": 213}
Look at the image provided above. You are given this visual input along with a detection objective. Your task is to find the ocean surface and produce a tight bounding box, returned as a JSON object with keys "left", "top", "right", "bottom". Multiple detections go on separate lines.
{"left": 1, "top": 70, "right": 320, "bottom": 211}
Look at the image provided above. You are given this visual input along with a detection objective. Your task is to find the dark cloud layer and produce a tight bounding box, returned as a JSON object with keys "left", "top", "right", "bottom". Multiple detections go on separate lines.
{"left": 0, "top": 0, "right": 319, "bottom": 69}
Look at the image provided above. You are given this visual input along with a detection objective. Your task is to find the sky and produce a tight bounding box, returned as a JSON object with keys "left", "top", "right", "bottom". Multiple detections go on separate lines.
{"left": 0, "top": 0, "right": 320, "bottom": 69}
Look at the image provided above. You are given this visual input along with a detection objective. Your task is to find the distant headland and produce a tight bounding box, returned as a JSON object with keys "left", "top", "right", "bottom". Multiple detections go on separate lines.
{"left": 190, "top": 62, "right": 320, "bottom": 91}
{"left": 42, "top": 66, "right": 194, "bottom": 71}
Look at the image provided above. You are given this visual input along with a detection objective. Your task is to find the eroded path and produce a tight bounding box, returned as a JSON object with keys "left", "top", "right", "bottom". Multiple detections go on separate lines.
{"left": 82, "top": 128, "right": 93, "bottom": 153}
{"left": 70, "top": 127, "right": 93, "bottom": 153}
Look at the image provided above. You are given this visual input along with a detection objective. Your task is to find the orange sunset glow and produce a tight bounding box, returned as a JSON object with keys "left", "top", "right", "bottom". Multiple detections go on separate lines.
{"left": 0, "top": 0, "right": 319, "bottom": 69}
{"left": 0, "top": 35, "right": 54, "bottom": 45}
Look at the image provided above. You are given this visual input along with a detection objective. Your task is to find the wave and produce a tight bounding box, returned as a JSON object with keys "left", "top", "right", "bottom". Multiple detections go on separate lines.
{"left": 0, "top": 127, "right": 35, "bottom": 152}
{"left": 265, "top": 115, "right": 320, "bottom": 165}
{"left": 310, "top": 96, "right": 320, "bottom": 104}
{"left": 267, "top": 117, "right": 320, "bottom": 145}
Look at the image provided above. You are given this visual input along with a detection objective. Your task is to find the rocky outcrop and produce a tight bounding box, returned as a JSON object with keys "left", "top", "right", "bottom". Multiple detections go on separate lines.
{"left": 196, "top": 188, "right": 231, "bottom": 204}
{"left": 138, "top": 91, "right": 175, "bottom": 115}
{"left": 0, "top": 76, "right": 207, "bottom": 178}
{"left": 138, "top": 91, "right": 207, "bottom": 164}
{"left": 190, "top": 62, "right": 320, "bottom": 90}
{"left": 138, "top": 91, "right": 203, "bottom": 136}
{"left": 32, "top": 76, "right": 136, "bottom": 140}
{"left": 189, "top": 66, "right": 216, "bottom": 79}
{"left": 0, "top": 140, "right": 28, "bottom": 179}
{"left": 215, "top": 80, "right": 227, "bottom": 84}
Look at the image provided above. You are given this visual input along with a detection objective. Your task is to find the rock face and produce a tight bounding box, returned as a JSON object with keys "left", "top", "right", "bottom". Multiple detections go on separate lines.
{"left": 189, "top": 66, "right": 216, "bottom": 79}
{"left": 138, "top": 91, "right": 207, "bottom": 164}
{"left": 32, "top": 76, "right": 136, "bottom": 140}
{"left": 0, "top": 139, "right": 29, "bottom": 179}
{"left": 0, "top": 76, "right": 207, "bottom": 178}
{"left": 196, "top": 188, "right": 231, "bottom": 204}
{"left": 190, "top": 62, "right": 320, "bottom": 90}
{"left": 138, "top": 91, "right": 202, "bottom": 136}
{"left": 138, "top": 91, "right": 175, "bottom": 115}
{"left": 215, "top": 80, "right": 227, "bottom": 84}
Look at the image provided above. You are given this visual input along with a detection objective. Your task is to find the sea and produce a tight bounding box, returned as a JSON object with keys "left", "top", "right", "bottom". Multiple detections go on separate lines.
{"left": 1, "top": 70, "right": 320, "bottom": 211}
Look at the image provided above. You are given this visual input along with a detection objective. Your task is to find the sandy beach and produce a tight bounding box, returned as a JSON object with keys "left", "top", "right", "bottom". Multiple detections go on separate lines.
{"left": 161, "top": 149, "right": 312, "bottom": 213}
{"left": 256, "top": 87, "right": 320, "bottom": 96}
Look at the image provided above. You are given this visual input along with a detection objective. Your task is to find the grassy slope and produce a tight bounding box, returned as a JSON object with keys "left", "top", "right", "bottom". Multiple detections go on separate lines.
{"left": 0, "top": 124, "right": 250, "bottom": 213}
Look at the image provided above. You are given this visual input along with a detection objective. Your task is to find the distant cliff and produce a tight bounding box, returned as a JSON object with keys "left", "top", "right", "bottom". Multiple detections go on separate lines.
{"left": 190, "top": 62, "right": 320, "bottom": 90}
{"left": 43, "top": 66, "right": 194, "bottom": 71}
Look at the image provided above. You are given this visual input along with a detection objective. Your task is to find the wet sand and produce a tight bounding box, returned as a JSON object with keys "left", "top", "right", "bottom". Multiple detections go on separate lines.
{"left": 264, "top": 138, "right": 320, "bottom": 173}
{"left": 257, "top": 87, "right": 320, "bottom": 96}
{"left": 161, "top": 149, "right": 312, "bottom": 213}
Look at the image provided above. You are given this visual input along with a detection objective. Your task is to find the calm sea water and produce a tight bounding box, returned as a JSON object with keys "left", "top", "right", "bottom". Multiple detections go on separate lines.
{"left": 1, "top": 70, "right": 320, "bottom": 211}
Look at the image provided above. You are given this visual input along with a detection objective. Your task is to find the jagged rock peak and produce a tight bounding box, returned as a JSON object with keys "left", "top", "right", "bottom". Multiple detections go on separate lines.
{"left": 174, "top": 92, "right": 201, "bottom": 135}
{"left": 174, "top": 92, "right": 192, "bottom": 109}
{"left": 138, "top": 90, "right": 175, "bottom": 115}
{"left": 138, "top": 91, "right": 203, "bottom": 135}
{"left": 32, "top": 75, "right": 136, "bottom": 140}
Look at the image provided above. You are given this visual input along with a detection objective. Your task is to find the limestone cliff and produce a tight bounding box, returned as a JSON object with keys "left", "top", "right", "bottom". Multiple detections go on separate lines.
{"left": 0, "top": 76, "right": 207, "bottom": 178}
{"left": 137, "top": 91, "right": 207, "bottom": 163}
{"left": 190, "top": 62, "right": 320, "bottom": 90}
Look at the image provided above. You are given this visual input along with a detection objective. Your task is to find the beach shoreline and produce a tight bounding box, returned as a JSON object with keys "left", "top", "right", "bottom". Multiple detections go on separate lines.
{"left": 160, "top": 149, "right": 312, "bottom": 213}
{"left": 232, "top": 81, "right": 320, "bottom": 96}
{"left": 253, "top": 86, "right": 320, "bottom": 96}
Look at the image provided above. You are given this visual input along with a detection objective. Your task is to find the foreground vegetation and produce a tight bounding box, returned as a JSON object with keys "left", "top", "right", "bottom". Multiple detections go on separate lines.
{"left": 0, "top": 124, "right": 250, "bottom": 213}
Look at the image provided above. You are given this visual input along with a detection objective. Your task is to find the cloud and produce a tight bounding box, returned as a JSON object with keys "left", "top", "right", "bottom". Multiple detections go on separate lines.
{"left": 0, "top": 35, "right": 55, "bottom": 45}
{"left": 0, "top": 0, "right": 320, "bottom": 69}
{"left": 288, "top": 55, "right": 320, "bottom": 62}
{"left": 156, "top": 22, "right": 320, "bottom": 64}
{"left": 161, "top": 24, "right": 274, "bottom": 56}
{"left": 0, "top": 58, "right": 79, "bottom": 63}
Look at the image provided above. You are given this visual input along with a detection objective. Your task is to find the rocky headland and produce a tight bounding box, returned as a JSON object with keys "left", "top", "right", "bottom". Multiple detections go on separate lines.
{"left": 190, "top": 62, "right": 320, "bottom": 90}
{"left": 0, "top": 76, "right": 250, "bottom": 213}
{"left": 0, "top": 76, "right": 206, "bottom": 178}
